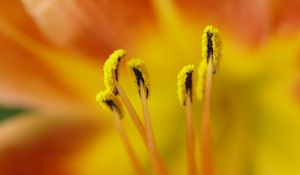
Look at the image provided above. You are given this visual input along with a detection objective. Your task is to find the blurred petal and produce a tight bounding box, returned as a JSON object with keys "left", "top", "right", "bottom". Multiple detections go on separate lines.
{"left": 0, "top": 113, "right": 104, "bottom": 175}
{"left": 0, "top": 31, "right": 76, "bottom": 110}
{"left": 20, "top": 0, "right": 156, "bottom": 56}
{"left": 175, "top": 0, "right": 300, "bottom": 46}
{"left": 1, "top": 0, "right": 300, "bottom": 175}
{"left": 0, "top": 0, "right": 49, "bottom": 44}
{"left": 0, "top": 17, "right": 103, "bottom": 114}
{"left": 271, "top": 0, "right": 300, "bottom": 34}
{"left": 174, "top": 0, "right": 270, "bottom": 45}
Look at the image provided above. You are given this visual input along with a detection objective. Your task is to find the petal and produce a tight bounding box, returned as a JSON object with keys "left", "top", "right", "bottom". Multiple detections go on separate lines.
{"left": 0, "top": 0, "right": 49, "bottom": 44}
{"left": 0, "top": 17, "right": 103, "bottom": 114}
{"left": 0, "top": 29, "right": 80, "bottom": 111}
{"left": 20, "top": 0, "right": 156, "bottom": 56}
{"left": 175, "top": 0, "right": 300, "bottom": 45}
{"left": 175, "top": 0, "right": 270, "bottom": 45}
{"left": 0, "top": 113, "right": 104, "bottom": 175}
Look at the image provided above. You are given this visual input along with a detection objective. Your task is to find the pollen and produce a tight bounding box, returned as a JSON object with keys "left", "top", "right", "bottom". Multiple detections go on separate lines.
{"left": 103, "top": 49, "right": 126, "bottom": 95}
{"left": 96, "top": 90, "right": 123, "bottom": 116}
{"left": 202, "top": 25, "right": 222, "bottom": 73}
{"left": 177, "top": 65, "right": 195, "bottom": 106}
{"left": 127, "top": 58, "right": 150, "bottom": 98}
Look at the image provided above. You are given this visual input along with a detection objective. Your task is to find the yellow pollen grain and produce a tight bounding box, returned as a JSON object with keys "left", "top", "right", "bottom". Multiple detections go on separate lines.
{"left": 127, "top": 58, "right": 150, "bottom": 98}
{"left": 201, "top": 25, "right": 222, "bottom": 73}
{"left": 96, "top": 90, "right": 123, "bottom": 115}
{"left": 177, "top": 65, "right": 194, "bottom": 106}
{"left": 103, "top": 49, "right": 126, "bottom": 95}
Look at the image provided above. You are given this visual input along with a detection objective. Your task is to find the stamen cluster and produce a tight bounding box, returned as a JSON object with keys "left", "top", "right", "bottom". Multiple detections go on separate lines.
{"left": 96, "top": 25, "right": 222, "bottom": 175}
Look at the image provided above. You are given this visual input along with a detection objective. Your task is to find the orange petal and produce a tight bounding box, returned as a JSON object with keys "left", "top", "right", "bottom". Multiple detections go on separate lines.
{"left": 175, "top": 0, "right": 300, "bottom": 46}
{"left": 20, "top": 0, "right": 156, "bottom": 57}
{"left": 0, "top": 28, "right": 83, "bottom": 111}
{"left": 0, "top": 0, "right": 49, "bottom": 45}
{"left": 0, "top": 16, "right": 106, "bottom": 113}
{"left": 271, "top": 0, "right": 300, "bottom": 35}
{"left": 0, "top": 113, "right": 105, "bottom": 175}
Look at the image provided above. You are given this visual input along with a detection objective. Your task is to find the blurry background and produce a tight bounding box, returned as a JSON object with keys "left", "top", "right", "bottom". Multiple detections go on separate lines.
{"left": 0, "top": 0, "right": 300, "bottom": 175}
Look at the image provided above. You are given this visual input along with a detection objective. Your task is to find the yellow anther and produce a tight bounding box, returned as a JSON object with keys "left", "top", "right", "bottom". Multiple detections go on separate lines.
{"left": 201, "top": 25, "right": 222, "bottom": 73}
{"left": 177, "top": 65, "right": 195, "bottom": 106}
{"left": 96, "top": 90, "right": 123, "bottom": 116}
{"left": 103, "top": 49, "right": 126, "bottom": 95}
{"left": 127, "top": 58, "right": 150, "bottom": 98}
{"left": 197, "top": 25, "right": 222, "bottom": 100}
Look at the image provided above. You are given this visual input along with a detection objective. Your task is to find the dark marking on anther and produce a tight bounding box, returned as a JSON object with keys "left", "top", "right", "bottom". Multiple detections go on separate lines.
{"left": 104, "top": 100, "right": 122, "bottom": 118}
{"left": 115, "top": 57, "right": 122, "bottom": 82}
{"left": 207, "top": 32, "right": 213, "bottom": 63}
{"left": 133, "top": 68, "right": 149, "bottom": 98}
{"left": 113, "top": 57, "right": 122, "bottom": 95}
{"left": 105, "top": 100, "right": 116, "bottom": 110}
{"left": 184, "top": 72, "right": 193, "bottom": 105}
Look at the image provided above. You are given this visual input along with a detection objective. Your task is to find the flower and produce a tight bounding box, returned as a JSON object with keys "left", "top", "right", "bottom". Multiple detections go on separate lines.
{"left": 0, "top": 0, "right": 300, "bottom": 175}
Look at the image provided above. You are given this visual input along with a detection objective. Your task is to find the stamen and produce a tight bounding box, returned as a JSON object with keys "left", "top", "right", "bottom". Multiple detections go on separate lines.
{"left": 177, "top": 65, "right": 197, "bottom": 175}
{"left": 127, "top": 58, "right": 150, "bottom": 98}
{"left": 197, "top": 25, "right": 222, "bottom": 100}
{"left": 139, "top": 81, "right": 170, "bottom": 175}
{"left": 103, "top": 51, "right": 148, "bottom": 150}
{"left": 112, "top": 109, "right": 146, "bottom": 175}
{"left": 103, "top": 49, "right": 126, "bottom": 95}
{"left": 199, "top": 25, "right": 222, "bottom": 175}
{"left": 96, "top": 24, "right": 222, "bottom": 175}
{"left": 127, "top": 58, "right": 170, "bottom": 175}
{"left": 201, "top": 58, "right": 214, "bottom": 175}
{"left": 177, "top": 65, "right": 195, "bottom": 106}
{"left": 114, "top": 80, "right": 147, "bottom": 143}
{"left": 96, "top": 90, "right": 146, "bottom": 175}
